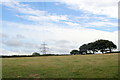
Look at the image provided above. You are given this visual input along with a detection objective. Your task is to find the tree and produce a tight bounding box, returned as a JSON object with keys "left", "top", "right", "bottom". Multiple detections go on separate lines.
{"left": 87, "top": 42, "right": 98, "bottom": 54}
{"left": 78, "top": 39, "right": 117, "bottom": 54}
{"left": 106, "top": 41, "right": 117, "bottom": 52}
{"left": 94, "top": 39, "right": 106, "bottom": 53}
{"left": 87, "top": 43, "right": 93, "bottom": 53}
{"left": 79, "top": 44, "right": 88, "bottom": 54}
{"left": 70, "top": 50, "right": 79, "bottom": 55}
{"left": 79, "top": 44, "right": 88, "bottom": 52}
{"left": 94, "top": 39, "right": 117, "bottom": 53}
{"left": 32, "top": 52, "right": 40, "bottom": 56}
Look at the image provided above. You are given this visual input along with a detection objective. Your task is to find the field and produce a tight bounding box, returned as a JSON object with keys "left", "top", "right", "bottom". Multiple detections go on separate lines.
{"left": 2, "top": 53, "right": 118, "bottom": 78}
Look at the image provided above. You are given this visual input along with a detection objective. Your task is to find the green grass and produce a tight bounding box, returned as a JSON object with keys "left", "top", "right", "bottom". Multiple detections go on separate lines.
{"left": 2, "top": 53, "right": 118, "bottom": 78}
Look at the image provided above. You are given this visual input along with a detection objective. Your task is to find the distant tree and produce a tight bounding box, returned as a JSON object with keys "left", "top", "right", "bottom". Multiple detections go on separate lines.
{"left": 32, "top": 52, "right": 40, "bottom": 56}
{"left": 78, "top": 39, "right": 117, "bottom": 54}
{"left": 79, "top": 44, "right": 88, "bottom": 54}
{"left": 87, "top": 43, "right": 93, "bottom": 53}
{"left": 70, "top": 50, "right": 79, "bottom": 55}
{"left": 105, "top": 41, "right": 117, "bottom": 53}
{"left": 87, "top": 42, "right": 98, "bottom": 54}
{"left": 94, "top": 39, "right": 117, "bottom": 53}
{"left": 79, "top": 44, "right": 88, "bottom": 52}
{"left": 93, "top": 40, "right": 105, "bottom": 53}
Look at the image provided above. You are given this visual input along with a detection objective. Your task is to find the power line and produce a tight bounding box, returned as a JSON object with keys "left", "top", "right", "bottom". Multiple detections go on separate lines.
{"left": 40, "top": 42, "right": 49, "bottom": 54}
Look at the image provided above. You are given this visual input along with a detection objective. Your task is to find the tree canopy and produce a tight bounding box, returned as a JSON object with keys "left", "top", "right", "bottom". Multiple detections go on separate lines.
{"left": 32, "top": 52, "right": 40, "bottom": 56}
{"left": 70, "top": 39, "right": 117, "bottom": 55}
{"left": 93, "top": 39, "right": 117, "bottom": 53}
{"left": 70, "top": 50, "right": 79, "bottom": 55}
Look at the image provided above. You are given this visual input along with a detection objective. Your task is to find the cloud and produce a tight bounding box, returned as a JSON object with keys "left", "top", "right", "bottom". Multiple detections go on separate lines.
{"left": 0, "top": 48, "right": 32, "bottom": 55}
{"left": 2, "top": 21, "right": 118, "bottom": 55}
{"left": 75, "top": 14, "right": 114, "bottom": 22}
{"left": 2, "top": 1, "right": 68, "bottom": 22}
{"left": 64, "top": 22, "right": 80, "bottom": 26}
{"left": 55, "top": 40, "right": 71, "bottom": 44}
{"left": 1, "top": 39, "right": 41, "bottom": 55}
{"left": 2, "top": 1, "right": 117, "bottom": 29}
{"left": 0, "top": 48, "right": 20, "bottom": 55}
{"left": 54, "top": 40, "right": 76, "bottom": 49}
{"left": 49, "top": 46, "right": 70, "bottom": 54}
{"left": 88, "top": 21, "right": 118, "bottom": 27}
{"left": 48, "top": 40, "right": 76, "bottom": 54}
{"left": 1, "top": 0, "right": 118, "bottom": 55}
{"left": 2, "top": 0, "right": 119, "bottom": 19}
{"left": 58, "top": 0, "right": 119, "bottom": 18}
{"left": 3, "top": 40, "right": 23, "bottom": 47}
{"left": 0, "top": 33, "right": 8, "bottom": 38}
{"left": 2, "top": 0, "right": 46, "bottom": 15}
{"left": 2, "top": 40, "right": 40, "bottom": 48}
{"left": 17, "top": 15, "right": 68, "bottom": 22}
{"left": 0, "top": 32, "right": 25, "bottom": 42}
{"left": 16, "top": 34, "right": 25, "bottom": 39}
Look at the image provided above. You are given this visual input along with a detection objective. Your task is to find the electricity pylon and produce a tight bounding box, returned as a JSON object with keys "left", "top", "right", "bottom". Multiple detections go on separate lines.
{"left": 40, "top": 42, "right": 49, "bottom": 54}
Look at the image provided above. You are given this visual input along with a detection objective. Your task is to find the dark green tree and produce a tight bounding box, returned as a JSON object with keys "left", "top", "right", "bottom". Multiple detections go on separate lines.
{"left": 87, "top": 42, "right": 98, "bottom": 54}
{"left": 79, "top": 44, "right": 87, "bottom": 51}
{"left": 70, "top": 50, "right": 79, "bottom": 55}
{"left": 94, "top": 40, "right": 105, "bottom": 53}
{"left": 106, "top": 41, "right": 117, "bottom": 52}
{"left": 94, "top": 39, "right": 117, "bottom": 53}
{"left": 32, "top": 52, "right": 40, "bottom": 56}
{"left": 78, "top": 39, "right": 117, "bottom": 54}
{"left": 79, "top": 44, "right": 88, "bottom": 54}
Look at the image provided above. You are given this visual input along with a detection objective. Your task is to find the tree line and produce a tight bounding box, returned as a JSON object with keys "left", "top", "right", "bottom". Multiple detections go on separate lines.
{"left": 70, "top": 39, "right": 117, "bottom": 55}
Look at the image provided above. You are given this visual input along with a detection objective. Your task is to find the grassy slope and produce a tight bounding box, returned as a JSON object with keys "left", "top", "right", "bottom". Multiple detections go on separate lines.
{"left": 2, "top": 53, "right": 118, "bottom": 78}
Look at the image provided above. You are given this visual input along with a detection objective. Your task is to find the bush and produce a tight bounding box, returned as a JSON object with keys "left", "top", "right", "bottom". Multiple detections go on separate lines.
{"left": 32, "top": 52, "right": 40, "bottom": 56}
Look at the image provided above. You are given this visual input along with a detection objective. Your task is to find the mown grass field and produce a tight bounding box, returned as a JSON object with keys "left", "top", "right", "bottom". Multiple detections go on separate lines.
{"left": 2, "top": 53, "right": 118, "bottom": 78}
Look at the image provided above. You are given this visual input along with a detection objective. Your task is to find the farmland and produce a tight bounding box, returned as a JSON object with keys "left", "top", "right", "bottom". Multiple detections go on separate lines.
{"left": 2, "top": 53, "right": 118, "bottom": 78}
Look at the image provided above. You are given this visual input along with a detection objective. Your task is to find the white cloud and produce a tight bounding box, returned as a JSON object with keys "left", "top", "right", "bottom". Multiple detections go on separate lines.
{"left": 1, "top": 0, "right": 118, "bottom": 55}
{"left": 3, "top": 40, "right": 41, "bottom": 48}
{"left": 2, "top": 1, "right": 68, "bottom": 22}
{"left": 88, "top": 21, "right": 118, "bottom": 27}
{"left": 58, "top": 0, "right": 119, "bottom": 18}
{"left": 2, "top": 0, "right": 118, "bottom": 28}
{"left": 0, "top": 33, "right": 8, "bottom": 38}
{"left": 64, "top": 22, "right": 80, "bottom": 26}
{"left": 2, "top": 21, "right": 118, "bottom": 55}
{"left": 75, "top": 15, "right": 112, "bottom": 22}
{"left": 0, "top": 48, "right": 19, "bottom": 55}
{"left": 2, "top": 0, "right": 46, "bottom": 15}
{"left": 17, "top": 15, "right": 68, "bottom": 22}
{"left": 0, "top": 48, "right": 32, "bottom": 55}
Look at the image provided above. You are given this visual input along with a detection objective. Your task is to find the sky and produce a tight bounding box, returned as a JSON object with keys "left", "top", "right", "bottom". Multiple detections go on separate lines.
{"left": 0, "top": 0, "right": 119, "bottom": 55}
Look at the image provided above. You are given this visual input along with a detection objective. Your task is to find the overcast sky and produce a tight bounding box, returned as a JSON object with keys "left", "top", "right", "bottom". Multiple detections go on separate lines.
{"left": 0, "top": 0, "right": 119, "bottom": 55}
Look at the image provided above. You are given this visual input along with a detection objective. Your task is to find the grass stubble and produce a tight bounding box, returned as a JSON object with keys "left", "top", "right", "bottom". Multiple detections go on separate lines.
{"left": 2, "top": 53, "right": 118, "bottom": 78}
